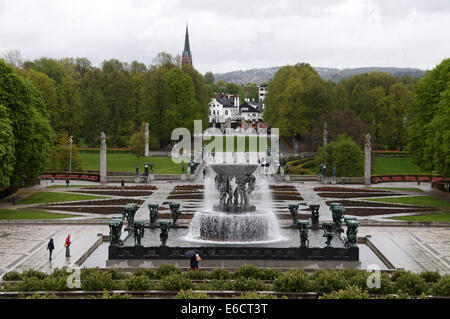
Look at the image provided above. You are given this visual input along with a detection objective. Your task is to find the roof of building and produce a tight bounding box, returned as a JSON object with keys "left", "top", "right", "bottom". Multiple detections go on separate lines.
{"left": 214, "top": 97, "right": 236, "bottom": 107}
{"left": 239, "top": 102, "right": 261, "bottom": 113}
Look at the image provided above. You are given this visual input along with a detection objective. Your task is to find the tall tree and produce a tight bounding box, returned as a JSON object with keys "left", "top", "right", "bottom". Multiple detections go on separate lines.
{"left": 0, "top": 59, "right": 54, "bottom": 186}
{"left": 408, "top": 58, "right": 450, "bottom": 176}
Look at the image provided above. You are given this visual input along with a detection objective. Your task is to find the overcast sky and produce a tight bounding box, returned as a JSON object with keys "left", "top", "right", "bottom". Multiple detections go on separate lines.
{"left": 1, "top": 0, "right": 449, "bottom": 74}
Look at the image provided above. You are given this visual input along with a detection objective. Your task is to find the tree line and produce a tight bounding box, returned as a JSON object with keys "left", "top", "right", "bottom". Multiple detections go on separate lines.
{"left": 262, "top": 59, "right": 449, "bottom": 176}
{"left": 6, "top": 52, "right": 210, "bottom": 150}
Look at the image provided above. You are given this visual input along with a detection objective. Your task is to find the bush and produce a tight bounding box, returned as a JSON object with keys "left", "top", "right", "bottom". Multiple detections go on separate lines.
{"left": 106, "top": 268, "right": 129, "bottom": 280}
{"left": 156, "top": 264, "right": 182, "bottom": 278}
{"left": 321, "top": 286, "right": 370, "bottom": 299}
{"left": 431, "top": 275, "right": 450, "bottom": 296}
{"left": 125, "top": 275, "right": 155, "bottom": 291}
{"left": 232, "top": 277, "right": 266, "bottom": 292}
{"left": 273, "top": 270, "right": 311, "bottom": 292}
{"left": 102, "top": 291, "right": 131, "bottom": 299}
{"left": 40, "top": 277, "right": 70, "bottom": 291}
{"left": 158, "top": 274, "right": 193, "bottom": 291}
{"left": 259, "top": 268, "right": 282, "bottom": 281}
{"left": 420, "top": 271, "right": 441, "bottom": 283}
{"left": 15, "top": 277, "right": 43, "bottom": 292}
{"left": 21, "top": 269, "right": 48, "bottom": 280}
{"left": 233, "top": 265, "right": 261, "bottom": 279}
{"left": 240, "top": 291, "right": 281, "bottom": 299}
{"left": 2, "top": 271, "right": 22, "bottom": 281}
{"left": 392, "top": 271, "right": 429, "bottom": 295}
{"left": 133, "top": 268, "right": 157, "bottom": 279}
{"left": 312, "top": 270, "right": 349, "bottom": 293}
{"left": 25, "top": 293, "right": 58, "bottom": 299}
{"left": 347, "top": 272, "right": 393, "bottom": 295}
{"left": 210, "top": 268, "right": 230, "bottom": 280}
{"left": 185, "top": 270, "right": 210, "bottom": 280}
{"left": 49, "top": 268, "right": 72, "bottom": 279}
{"left": 195, "top": 279, "right": 233, "bottom": 291}
{"left": 301, "top": 160, "right": 315, "bottom": 169}
{"left": 176, "top": 289, "right": 208, "bottom": 299}
{"left": 81, "top": 271, "right": 116, "bottom": 291}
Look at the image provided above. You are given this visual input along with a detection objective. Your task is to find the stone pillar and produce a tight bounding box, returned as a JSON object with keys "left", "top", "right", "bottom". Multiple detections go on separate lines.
{"left": 364, "top": 133, "right": 371, "bottom": 185}
{"left": 100, "top": 132, "right": 107, "bottom": 183}
{"left": 144, "top": 122, "right": 150, "bottom": 157}
{"left": 323, "top": 122, "right": 328, "bottom": 146}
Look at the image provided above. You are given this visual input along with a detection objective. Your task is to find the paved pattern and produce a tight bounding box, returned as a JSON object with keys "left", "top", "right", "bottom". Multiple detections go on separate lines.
{"left": 1, "top": 178, "right": 449, "bottom": 277}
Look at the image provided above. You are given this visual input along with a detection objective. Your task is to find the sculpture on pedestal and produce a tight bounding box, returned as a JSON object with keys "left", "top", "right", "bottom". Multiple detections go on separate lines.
{"left": 159, "top": 221, "right": 172, "bottom": 246}
{"left": 148, "top": 204, "right": 159, "bottom": 226}
{"left": 133, "top": 221, "right": 145, "bottom": 246}
{"left": 169, "top": 203, "right": 181, "bottom": 225}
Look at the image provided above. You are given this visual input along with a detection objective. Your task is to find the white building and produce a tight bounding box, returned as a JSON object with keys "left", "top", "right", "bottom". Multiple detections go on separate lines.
{"left": 209, "top": 96, "right": 240, "bottom": 124}
{"left": 239, "top": 101, "right": 263, "bottom": 122}
{"left": 258, "top": 84, "right": 267, "bottom": 102}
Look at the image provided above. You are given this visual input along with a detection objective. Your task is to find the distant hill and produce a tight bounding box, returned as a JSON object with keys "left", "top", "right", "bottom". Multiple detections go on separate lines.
{"left": 214, "top": 66, "right": 426, "bottom": 85}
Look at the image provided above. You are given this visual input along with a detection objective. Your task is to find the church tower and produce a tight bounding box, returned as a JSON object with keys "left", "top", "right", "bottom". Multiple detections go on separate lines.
{"left": 182, "top": 23, "right": 193, "bottom": 66}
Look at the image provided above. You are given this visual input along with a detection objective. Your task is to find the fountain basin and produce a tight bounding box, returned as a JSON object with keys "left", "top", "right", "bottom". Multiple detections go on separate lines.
{"left": 209, "top": 163, "right": 259, "bottom": 177}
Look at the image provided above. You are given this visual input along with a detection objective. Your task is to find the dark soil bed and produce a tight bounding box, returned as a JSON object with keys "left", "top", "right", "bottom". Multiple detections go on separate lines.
{"left": 48, "top": 198, "right": 145, "bottom": 206}
{"left": 82, "top": 186, "right": 157, "bottom": 190}
{"left": 314, "top": 187, "right": 389, "bottom": 193}
{"left": 174, "top": 185, "right": 204, "bottom": 190}
{"left": 317, "top": 192, "right": 404, "bottom": 199}
{"left": 167, "top": 194, "right": 204, "bottom": 200}
{"left": 270, "top": 185, "right": 297, "bottom": 191}
{"left": 345, "top": 207, "right": 436, "bottom": 216}
{"left": 70, "top": 190, "right": 153, "bottom": 197}
{"left": 325, "top": 199, "right": 428, "bottom": 208}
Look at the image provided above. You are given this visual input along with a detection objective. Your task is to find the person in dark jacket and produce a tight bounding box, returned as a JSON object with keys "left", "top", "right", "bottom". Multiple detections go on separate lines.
{"left": 47, "top": 238, "right": 55, "bottom": 261}
{"left": 190, "top": 253, "right": 201, "bottom": 270}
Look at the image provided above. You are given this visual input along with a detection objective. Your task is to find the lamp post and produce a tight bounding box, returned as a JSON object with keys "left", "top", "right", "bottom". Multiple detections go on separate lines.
{"left": 69, "top": 136, "right": 73, "bottom": 173}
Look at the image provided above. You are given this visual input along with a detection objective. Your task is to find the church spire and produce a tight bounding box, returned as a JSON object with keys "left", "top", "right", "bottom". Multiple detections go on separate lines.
{"left": 182, "top": 22, "right": 192, "bottom": 65}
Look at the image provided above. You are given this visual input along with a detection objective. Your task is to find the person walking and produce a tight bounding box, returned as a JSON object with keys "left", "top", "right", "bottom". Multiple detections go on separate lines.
{"left": 66, "top": 178, "right": 70, "bottom": 187}
{"left": 47, "top": 238, "right": 55, "bottom": 261}
{"left": 203, "top": 168, "right": 206, "bottom": 179}
{"left": 121, "top": 179, "right": 125, "bottom": 190}
{"left": 190, "top": 252, "right": 201, "bottom": 270}
{"left": 64, "top": 235, "right": 71, "bottom": 257}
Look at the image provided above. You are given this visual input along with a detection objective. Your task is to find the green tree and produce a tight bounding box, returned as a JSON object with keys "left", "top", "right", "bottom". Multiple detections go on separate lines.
{"left": 80, "top": 69, "right": 110, "bottom": 147}
{"left": 408, "top": 58, "right": 450, "bottom": 176}
{"left": 204, "top": 71, "right": 215, "bottom": 85}
{"left": 0, "top": 104, "right": 15, "bottom": 186}
{"left": 315, "top": 135, "right": 364, "bottom": 177}
{"left": 55, "top": 75, "right": 83, "bottom": 137}
{"left": 0, "top": 59, "right": 54, "bottom": 186}
{"left": 129, "top": 124, "right": 146, "bottom": 164}
{"left": 46, "top": 132, "right": 82, "bottom": 172}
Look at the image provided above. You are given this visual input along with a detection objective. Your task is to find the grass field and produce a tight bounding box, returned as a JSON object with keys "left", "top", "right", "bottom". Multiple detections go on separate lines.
{"left": 372, "top": 157, "right": 430, "bottom": 175}
{"left": 79, "top": 153, "right": 183, "bottom": 173}
{"left": 388, "top": 213, "right": 450, "bottom": 222}
{"left": 203, "top": 135, "right": 271, "bottom": 152}
{"left": 46, "top": 185, "right": 95, "bottom": 189}
{"left": 18, "top": 191, "right": 110, "bottom": 205}
{"left": 0, "top": 209, "right": 77, "bottom": 220}
{"left": 363, "top": 195, "right": 450, "bottom": 208}
{"left": 370, "top": 187, "right": 425, "bottom": 192}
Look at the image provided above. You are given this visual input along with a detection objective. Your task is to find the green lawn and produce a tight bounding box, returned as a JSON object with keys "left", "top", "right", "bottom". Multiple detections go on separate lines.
{"left": 203, "top": 135, "right": 271, "bottom": 152}
{"left": 46, "top": 185, "right": 95, "bottom": 189}
{"left": 388, "top": 213, "right": 450, "bottom": 222}
{"left": 0, "top": 209, "right": 77, "bottom": 220}
{"left": 363, "top": 195, "right": 450, "bottom": 208}
{"left": 79, "top": 153, "right": 184, "bottom": 173}
{"left": 372, "top": 157, "right": 430, "bottom": 175}
{"left": 18, "top": 191, "right": 110, "bottom": 205}
{"left": 370, "top": 187, "right": 425, "bottom": 192}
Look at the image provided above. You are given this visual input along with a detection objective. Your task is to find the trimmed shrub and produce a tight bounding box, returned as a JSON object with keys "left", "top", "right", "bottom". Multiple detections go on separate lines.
{"left": 273, "top": 269, "right": 311, "bottom": 292}
{"left": 232, "top": 277, "right": 266, "bottom": 292}
{"left": 240, "top": 291, "right": 281, "bottom": 299}
{"left": 2, "top": 271, "right": 22, "bottom": 281}
{"left": 25, "top": 293, "right": 58, "bottom": 299}
{"left": 233, "top": 265, "right": 261, "bottom": 279}
{"left": 260, "top": 268, "right": 282, "bottom": 281}
{"left": 125, "top": 275, "right": 155, "bottom": 291}
{"left": 40, "top": 277, "right": 70, "bottom": 291}
{"left": 21, "top": 269, "right": 48, "bottom": 280}
{"left": 81, "top": 271, "right": 116, "bottom": 291}
{"left": 420, "top": 271, "right": 441, "bottom": 283}
{"left": 321, "top": 286, "right": 370, "bottom": 299}
{"left": 106, "top": 268, "right": 128, "bottom": 280}
{"left": 15, "top": 277, "right": 43, "bottom": 292}
{"left": 185, "top": 270, "right": 210, "bottom": 280}
{"left": 156, "top": 264, "right": 182, "bottom": 278}
{"left": 176, "top": 289, "right": 208, "bottom": 299}
{"left": 431, "top": 275, "right": 450, "bottom": 296}
{"left": 312, "top": 270, "right": 349, "bottom": 293}
{"left": 210, "top": 268, "right": 230, "bottom": 280}
{"left": 133, "top": 268, "right": 157, "bottom": 279}
{"left": 347, "top": 272, "right": 393, "bottom": 295}
{"left": 158, "top": 274, "right": 193, "bottom": 291}
{"left": 102, "top": 291, "right": 131, "bottom": 299}
{"left": 49, "top": 268, "right": 72, "bottom": 279}
{"left": 392, "top": 271, "right": 429, "bottom": 295}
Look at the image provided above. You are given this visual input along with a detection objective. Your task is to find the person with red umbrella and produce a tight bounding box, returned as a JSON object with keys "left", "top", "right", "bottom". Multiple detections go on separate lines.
{"left": 65, "top": 235, "right": 71, "bottom": 257}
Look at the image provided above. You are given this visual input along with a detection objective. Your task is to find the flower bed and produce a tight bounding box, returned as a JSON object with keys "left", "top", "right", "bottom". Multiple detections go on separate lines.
{"left": 324, "top": 200, "right": 428, "bottom": 208}
{"left": 317, "top": 192, "right": 403, "bottom": 199}
{"left": 174, "top": 185, "right": 204, "bottom": 190}
{"left": 47, "top": 199, "right": 145, "bottom": 206}
{"left": 70, "top": 190, "right": 153, "bottom": 197}
{"left": 314, "top": 187, "right": 388, "bottom": 193}
{"left": 344, "top": 207, "right": 433, "bottom": 216}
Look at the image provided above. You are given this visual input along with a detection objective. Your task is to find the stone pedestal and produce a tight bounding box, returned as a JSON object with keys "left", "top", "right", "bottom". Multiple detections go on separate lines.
{"left": 144, "top": 122, "right": 150, "bottom": 157}
{"left": 100, "top": 132, "right": 107, "bottom": 183}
